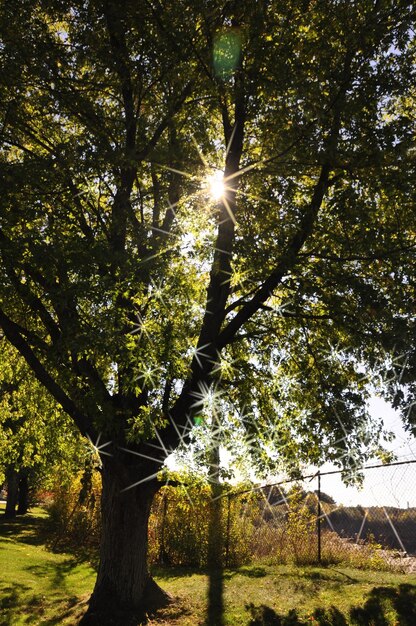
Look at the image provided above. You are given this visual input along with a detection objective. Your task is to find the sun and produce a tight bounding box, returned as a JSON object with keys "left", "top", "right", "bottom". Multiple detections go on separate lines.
{"left": 206, "top": 170, "right": 225, "bottom": 201}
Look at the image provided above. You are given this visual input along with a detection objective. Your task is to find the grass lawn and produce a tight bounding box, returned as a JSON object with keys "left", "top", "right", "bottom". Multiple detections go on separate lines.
{"left": 150, "top": 564, "right": 416, "bottom": 625}
{"left": 0, "top": 503, "right": 95, "bottom": 625}
{"left": 1, "top": 503, "right": 416, "bottom": 625}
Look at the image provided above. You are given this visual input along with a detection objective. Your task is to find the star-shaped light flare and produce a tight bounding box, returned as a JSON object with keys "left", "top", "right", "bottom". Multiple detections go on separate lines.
{"left": 136, "top": 363, "right": 163, "bottom": 389}
{"left": 188, "top": 343, "right": 212, "bottom": 369}
{"left": 190, "top": 380, "right": 226, "bottom": 415}
{"left": 149, "top": 279, "right": 168, "bottom": 309}
{"left": 129, "top": 310, "right": 152, "bottom": 342}
{"left": 211, "top": 353, "right": 239, "bottom": 381}
{"left": 85, "top": 432, "right": 113, "bottom": 467}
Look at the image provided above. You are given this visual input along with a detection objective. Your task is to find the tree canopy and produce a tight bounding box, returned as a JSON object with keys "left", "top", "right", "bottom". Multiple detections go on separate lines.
{"left": 1, "top": 0, "right": 415, "bottom": 621}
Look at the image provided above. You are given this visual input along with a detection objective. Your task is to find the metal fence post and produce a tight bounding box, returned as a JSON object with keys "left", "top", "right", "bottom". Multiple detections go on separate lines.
{"left": 317, "top": 471, "right": 322, "bottom": 564}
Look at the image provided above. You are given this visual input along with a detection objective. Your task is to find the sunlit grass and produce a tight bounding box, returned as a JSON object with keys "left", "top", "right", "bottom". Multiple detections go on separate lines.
{"left": 0, "top": 503, "right": 95, "bottom": 625}
{"left": 149, "top": 564, "right": 416, "bottom": 625}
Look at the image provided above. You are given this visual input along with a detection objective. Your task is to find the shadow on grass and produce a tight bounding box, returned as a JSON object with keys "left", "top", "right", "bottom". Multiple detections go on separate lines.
{"left": 246, "top": 582, "right": 416, "bottom": 625}
{"left": 0, "top": 576, "right": 86, "bottom": 626}
{"left": 0, "top": 584, "right": 81, "bottom": 626}
{"left": 152, "top": 564, "right": 267, "bottom": 582}
{"left": 44, "top": 539, "right": 99, "bottom": 571}
{"left": 25, "top": 556, "right": 86, "bottom": 593}
{"left": 28, "top": 596, "right": 87, "bottom": 626}
{"left": 207, "top": 567, "right": 224, "bottom": 626}
{"left": 237, "top": 566, "right": 267, "bottom": 578}
{"left": 350, "top": 584, "right": 416, "bottom": 626}
{"left": 0, "top": 511, "right": 48, "bottom": 547}
{"left": 299, "top": 568, "right": 358, "bottom": 584}
{"left": 205, "top": 489, "right": 225, "bottom": 626}
{"left": 0, "top": 583, "right": 31, "bottom": 626}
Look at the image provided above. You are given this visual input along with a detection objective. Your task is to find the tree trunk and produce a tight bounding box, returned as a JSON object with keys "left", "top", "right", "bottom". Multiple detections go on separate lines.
{"left": 207, "top": 444, "right": 224, "bottom": 626}
{"left": 4, "top": 467, "right": 18, "bottom": 518}
{"left": 80, "top": 459, "right": 172, "bottom": 626}
{"left": 17, "top": 471, "right": 29, "bottom": 515}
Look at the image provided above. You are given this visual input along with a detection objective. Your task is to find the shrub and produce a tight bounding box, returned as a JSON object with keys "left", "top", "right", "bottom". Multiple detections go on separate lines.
{"left": 43, "top": 472, "right": 406, "bottom": 574}
{"left": 45, "top": 467, "right": 101, "bottom": 552}
{"left": 148, "top": 483, "right": 256, "bottom": 568}
{"left": 149, "top": 482, "right": 211, "bottom": 567}
{"left": 250, "top": 488, "right": 318, "bottom": 566}
{"left": 285, "top": 491, "right": 317, "bottom": 565}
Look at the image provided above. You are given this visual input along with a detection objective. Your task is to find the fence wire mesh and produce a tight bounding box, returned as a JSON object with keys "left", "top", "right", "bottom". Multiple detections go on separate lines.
{"left": 149, "top": 460, "right": 416, "bottom": 570}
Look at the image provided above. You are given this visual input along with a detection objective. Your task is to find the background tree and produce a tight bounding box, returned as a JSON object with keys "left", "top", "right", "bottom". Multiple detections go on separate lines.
{"left": 0, "top": 338, "right": 82, "bottom": 517}
{"left": 0, "top": 1, "right": 415, "bottom": 623}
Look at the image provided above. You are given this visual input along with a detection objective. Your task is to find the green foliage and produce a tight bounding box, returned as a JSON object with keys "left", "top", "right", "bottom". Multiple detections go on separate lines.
{"left": 0, "top": 340, "right": 84, "bottom": 492}
{"left": 285, "top": 489, "right": 317, "bottom": 566}
{"left": 149, "top": 483, "right": 212, "bottom": 567}
{"left": 0, "top": 0, "right": 415, "bottom": 476}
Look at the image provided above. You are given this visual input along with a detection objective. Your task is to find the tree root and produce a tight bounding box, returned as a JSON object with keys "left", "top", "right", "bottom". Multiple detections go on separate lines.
{"left": 78, "top": 577, "right": 173, "bottom": 625}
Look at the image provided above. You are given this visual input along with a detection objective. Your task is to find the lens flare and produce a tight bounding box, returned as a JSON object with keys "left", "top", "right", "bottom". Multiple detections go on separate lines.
{"left": 206, "top": 170, "right": 224, "bottom": 201}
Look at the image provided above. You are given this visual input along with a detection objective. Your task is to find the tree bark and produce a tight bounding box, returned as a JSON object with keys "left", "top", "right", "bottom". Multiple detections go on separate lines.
{"left": 17, "top": 470, "right": 30, "bottom": 515}
{"left": 4, "top": 467, "right": 18, "bottom": 518}
{"left": 80, "top": 459, "right": 172, "bottom": 626}
{"left": 207, "top": 444, "right": 224, "bottom": 626}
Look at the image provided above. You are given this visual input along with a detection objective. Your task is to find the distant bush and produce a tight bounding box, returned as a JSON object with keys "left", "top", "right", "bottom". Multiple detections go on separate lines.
{"left": 45, "top": 467, "right": 101, "bottom": 552}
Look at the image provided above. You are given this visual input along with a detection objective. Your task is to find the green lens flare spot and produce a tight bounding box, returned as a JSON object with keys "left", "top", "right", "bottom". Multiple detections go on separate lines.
{"left": 213, "top": 30, "right": 242, "bottom": 79}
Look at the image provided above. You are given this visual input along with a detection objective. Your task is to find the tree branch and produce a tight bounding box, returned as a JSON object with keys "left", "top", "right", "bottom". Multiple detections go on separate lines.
{"left": 0, "top": 230, "right": 61, "bottom": 344}
{"left": 217, "top": 48, "right": 354, "bottom": 349}
{"left": 190, "top": 74, "right": 245, "bottom": 376}
{"left": 103, "top": 0, "right": 137, "bottom": 255}
{"left": 299, "top": 244, "right": 416, "bottom": 263}
{"left": 217, "top": 163, "right": 331, "bottom": 349}
{"left": 0, "top": 307, "right": 92, "bottom": 436}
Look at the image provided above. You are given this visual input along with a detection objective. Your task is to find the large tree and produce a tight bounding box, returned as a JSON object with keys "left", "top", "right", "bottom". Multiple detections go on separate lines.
{"left": 0, "top": 0, "right": 415, "bottom": 623}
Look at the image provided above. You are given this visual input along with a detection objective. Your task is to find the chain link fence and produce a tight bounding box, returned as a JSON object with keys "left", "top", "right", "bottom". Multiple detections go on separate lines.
{"left": 149, "top": 460, "right": 416, "bottom": 569}
{"left": 229, "top": 460, "right": 416, "bottom": 565}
